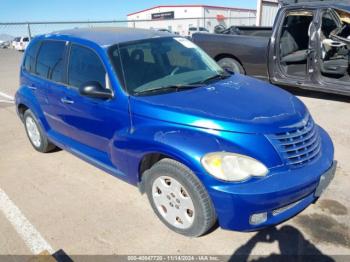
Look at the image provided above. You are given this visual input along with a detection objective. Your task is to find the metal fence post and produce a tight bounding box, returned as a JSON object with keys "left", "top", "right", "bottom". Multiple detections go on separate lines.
{"left": 27, "top": 23, "right": 32, "bottom": 39}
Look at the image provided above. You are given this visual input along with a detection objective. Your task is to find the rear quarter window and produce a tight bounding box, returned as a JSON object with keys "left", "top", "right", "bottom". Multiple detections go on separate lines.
{"left": 35, "top": 40, "right": 66, "bottom": 82}
{"left": 23, "top": 41, "right": 41, "bottom": 73}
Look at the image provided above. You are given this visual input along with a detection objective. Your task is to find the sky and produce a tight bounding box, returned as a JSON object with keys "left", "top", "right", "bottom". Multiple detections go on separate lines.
{"left": 0, "top": 0, "right": 257, "bottom": 22}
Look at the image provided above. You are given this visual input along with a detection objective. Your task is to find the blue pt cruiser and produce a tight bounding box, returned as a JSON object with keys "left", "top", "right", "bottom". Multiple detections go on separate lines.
{"left": 16, "top": 28, "right": 336, "bottom": 237}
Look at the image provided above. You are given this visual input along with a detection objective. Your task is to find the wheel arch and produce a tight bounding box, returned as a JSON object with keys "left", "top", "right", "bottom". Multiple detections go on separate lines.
{"left": 137, "top": 150, "right": 200, "bottom": 194}
{"left": 15, "top": 88, "right": 50, "bottom": 132}
{"left": 17, "top": 103, "right": 29, "bottom": 121}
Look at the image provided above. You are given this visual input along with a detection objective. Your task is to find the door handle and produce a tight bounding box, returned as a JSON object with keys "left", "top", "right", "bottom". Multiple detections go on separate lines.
{"left": 28, "top": 84, "right": 37, "bottom": 91}
{"left": 60, "top": 97, "right": 74, "bottom": 104}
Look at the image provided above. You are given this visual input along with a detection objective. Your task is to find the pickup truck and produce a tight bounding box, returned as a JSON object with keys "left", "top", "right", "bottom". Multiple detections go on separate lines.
{"left": 192, "top": 0, "right": 350, "bottom": 96}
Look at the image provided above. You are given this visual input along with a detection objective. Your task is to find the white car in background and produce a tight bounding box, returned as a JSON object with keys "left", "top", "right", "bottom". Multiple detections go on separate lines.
{"left": 188, "top": 27, "right": 209, "bottom": 37}
{"left": 11, "top": 37, "right": 20, "bottom": 49}
{"left": 13, "top": 37, "right": 30, "bottom": 51}
{"left": 152, "top": 28, "right": 172, "bottom": 34}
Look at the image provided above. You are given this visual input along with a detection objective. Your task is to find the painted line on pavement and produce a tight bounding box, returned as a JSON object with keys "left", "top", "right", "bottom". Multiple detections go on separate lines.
{"left": 0, "top": 188, "right": 54, "bottom": 254}
{"left": 0, "top": 91, "right": 14, "bottom": 101}
{"left": 0, "top": 99, "right": 14, "bottom": 104}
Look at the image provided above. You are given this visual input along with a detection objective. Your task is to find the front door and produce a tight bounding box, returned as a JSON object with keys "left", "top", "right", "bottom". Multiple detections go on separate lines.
{"left": 61, "top": 43, "right": 123, "bottom": 164}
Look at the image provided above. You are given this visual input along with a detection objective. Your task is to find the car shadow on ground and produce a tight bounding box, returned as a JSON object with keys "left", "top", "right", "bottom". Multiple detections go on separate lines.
{"left": 229, "top": 225, "right": 334, "bottom": 262}
{"left": 47, "top": 146, "right": 62, "bottom": 153}
{"left": 52, "top": 249, "right": 73, "bottom": 262}
{"left": 279, "top": 85, "right": 350, "bottom": 103}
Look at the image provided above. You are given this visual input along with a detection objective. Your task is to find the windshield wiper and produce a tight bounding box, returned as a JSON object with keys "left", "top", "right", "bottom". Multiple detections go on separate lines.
{"left": 134, "top": 84, "right": 203, "bottom": 96}
{"left": 198, "top": 73, "right": 231, "bottom": 84}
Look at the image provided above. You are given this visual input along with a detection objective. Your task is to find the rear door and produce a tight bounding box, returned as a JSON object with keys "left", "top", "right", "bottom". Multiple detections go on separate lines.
{"left": 314, "top": 7, "right": 350, "bottom": 94}
{"left": 22, "top": 40, "right": 44, "bottom": 106}
{"left": 34, "top": 40, "right": 70, "bottom": 136}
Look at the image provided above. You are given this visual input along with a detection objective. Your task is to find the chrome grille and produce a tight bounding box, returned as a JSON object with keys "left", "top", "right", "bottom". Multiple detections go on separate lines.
{"left": 267, "top": 118, "right": 321, "bottom": 168}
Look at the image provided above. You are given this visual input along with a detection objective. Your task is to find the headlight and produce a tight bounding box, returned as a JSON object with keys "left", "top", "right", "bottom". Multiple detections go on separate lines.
{"left": 201, "top": 152, "right": 268, "bottom": 182}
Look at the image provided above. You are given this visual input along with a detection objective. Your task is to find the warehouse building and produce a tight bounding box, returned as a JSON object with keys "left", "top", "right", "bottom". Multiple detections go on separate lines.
{"left": 256, "top": 1, "right": 316, "bottom": 26}
{"left": 256, "top": 0, "right": 279, "bottom": 26}
{"left": 127, "top": 5, "right": 256, "bottom": 36}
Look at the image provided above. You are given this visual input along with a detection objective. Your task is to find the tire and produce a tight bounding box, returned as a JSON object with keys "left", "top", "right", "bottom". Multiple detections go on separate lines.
{"left": 144, "top": 158, "right": 216, "bottom": 237}
{"left": 23, "top": 109, "right": 56, "bottom": 153}
{"left": 217, "top": 57, "right": 245, "bottom": 74}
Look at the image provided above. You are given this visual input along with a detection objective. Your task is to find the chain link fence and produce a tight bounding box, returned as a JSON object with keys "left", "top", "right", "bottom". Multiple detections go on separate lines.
{"left": 0, "top": 16, "right": 255, "bottom": 46}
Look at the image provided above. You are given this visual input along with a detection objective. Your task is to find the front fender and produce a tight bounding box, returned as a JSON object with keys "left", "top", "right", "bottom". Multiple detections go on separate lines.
{"left": 119, "top": 115, "right": 282, "bottom": 186}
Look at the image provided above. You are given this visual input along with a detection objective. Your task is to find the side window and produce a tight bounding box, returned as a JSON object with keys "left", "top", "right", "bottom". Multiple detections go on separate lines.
{"left": 36, "top": 41, "right": 66, "bottom": 82}
{"left": 23, "top": 41, "right": 40, "bottom": 73}
{"left": 68, "top": 45, "right": 106, "bottom": 89}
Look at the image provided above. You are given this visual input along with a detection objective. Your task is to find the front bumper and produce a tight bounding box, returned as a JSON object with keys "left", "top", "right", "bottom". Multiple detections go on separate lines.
{"left": 205, "top": 127, "right": 335, "bottom": 231}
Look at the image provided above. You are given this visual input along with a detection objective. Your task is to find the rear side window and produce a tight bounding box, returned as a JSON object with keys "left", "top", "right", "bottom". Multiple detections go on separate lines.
{"left": 68, "top": 45, "right": 106, "bottom": 89}
{"left": 23, "top": 41, "right": 40, "bottom": 73}
{"left": 36, "top": 41, "right": 66, "bottom": 82}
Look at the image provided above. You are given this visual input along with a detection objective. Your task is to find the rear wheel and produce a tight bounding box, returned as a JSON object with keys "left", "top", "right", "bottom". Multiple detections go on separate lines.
{"left": 144, "top": 158, "right": 216, "bottom": 237}
{"left": 217, "top": 57, "right": 245, "bottom": 74}
{"left": 24, "top": 110, "right": 56, "bottom": 153}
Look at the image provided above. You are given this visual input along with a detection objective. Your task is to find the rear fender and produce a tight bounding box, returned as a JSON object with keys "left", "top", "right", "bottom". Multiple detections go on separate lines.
{"left": 15, "top": 86, "right": 50, "bottom": 132}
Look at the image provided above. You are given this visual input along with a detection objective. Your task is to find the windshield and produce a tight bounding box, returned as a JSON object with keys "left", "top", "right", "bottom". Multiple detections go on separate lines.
{"left": 108, "top": 37, "right": 225, "bottom": 95}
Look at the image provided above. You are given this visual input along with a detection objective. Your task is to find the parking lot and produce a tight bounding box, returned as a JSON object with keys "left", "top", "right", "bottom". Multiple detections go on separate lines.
{"left": 0, "top": 48, "right": 349, "bottom": 260}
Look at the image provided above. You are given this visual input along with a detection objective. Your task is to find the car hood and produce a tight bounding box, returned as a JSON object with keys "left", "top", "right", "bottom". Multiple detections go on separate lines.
{"left": 129, "top": 74, "right": 308, "bottom": 134}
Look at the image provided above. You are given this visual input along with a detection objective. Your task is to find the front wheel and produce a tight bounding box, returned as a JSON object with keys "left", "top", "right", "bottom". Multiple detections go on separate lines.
{"left": 144, "top": 159, "right": 216, "bottom": 237}
{"left": 217, "top": 57, "right": 245, "bottom": 74}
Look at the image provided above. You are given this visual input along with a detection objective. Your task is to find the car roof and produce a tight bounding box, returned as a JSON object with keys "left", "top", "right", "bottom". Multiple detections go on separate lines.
{"left": 48, "top": 27, "right": 175, "bottom": 47}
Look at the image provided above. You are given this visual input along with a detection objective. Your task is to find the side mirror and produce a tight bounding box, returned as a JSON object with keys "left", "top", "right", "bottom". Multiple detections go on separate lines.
{"left": 79, "top": 81, "right": 113, "bottom": 99}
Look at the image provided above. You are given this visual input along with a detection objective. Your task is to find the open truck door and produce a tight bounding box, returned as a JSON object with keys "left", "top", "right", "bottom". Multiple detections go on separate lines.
{"left": 268, "top": 7, "right": 317, "bottom": 88}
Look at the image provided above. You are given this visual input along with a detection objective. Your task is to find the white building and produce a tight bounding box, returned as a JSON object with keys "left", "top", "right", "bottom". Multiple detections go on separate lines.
{"left": 127, "top": 5, "right": 256, "bottom": 36}
{"left": 256, "top": 0, "right": 280, "bottom": 26}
